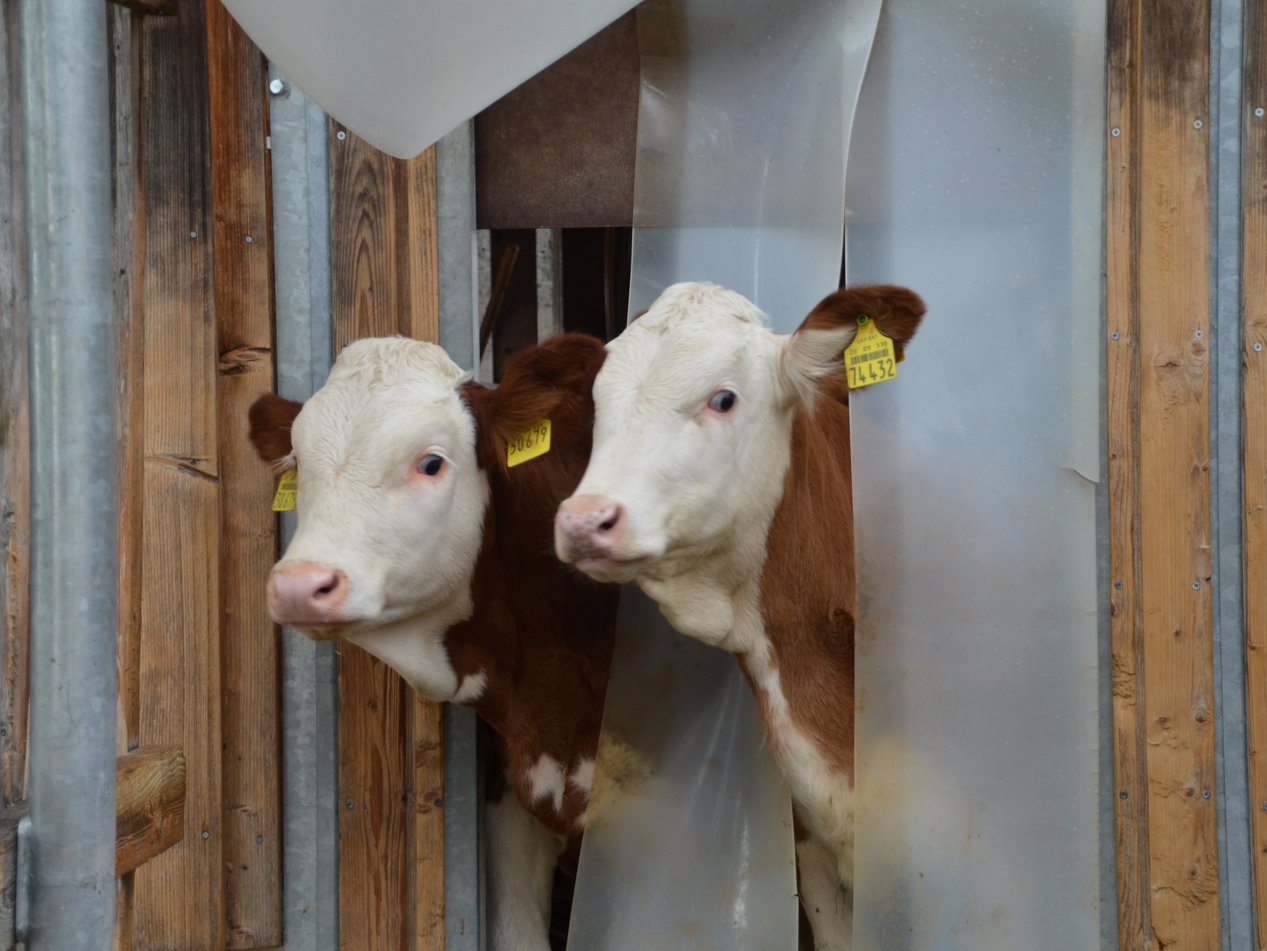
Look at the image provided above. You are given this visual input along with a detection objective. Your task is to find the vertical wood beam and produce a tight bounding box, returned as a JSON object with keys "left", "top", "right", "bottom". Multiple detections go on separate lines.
{"left": 328, "top": 124, "right": 443, "bottom": 951}
{"left": 0, "top": 0, "right": 29, "bottom": 817}
{"left": 1110, "top": 1, "right": 1222, "bottom": 948}
{"left": 205, "top": 2, "right": 282, "bottom": 946}
{"left": 1107, "top": 0, "right": 1151, "bottom": 945}
{"left": 1242, "top": 0, "right": 1267, "bottom": 944}
{"left": 109, "top": 6, "right": 145, "bottom": 946}
{"left": 132, "top": 3, "right": 226, "bottom": 946}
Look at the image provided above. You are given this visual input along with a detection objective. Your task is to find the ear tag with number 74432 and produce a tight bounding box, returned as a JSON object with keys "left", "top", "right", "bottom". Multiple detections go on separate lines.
{"left": 843, "top": 315, "right": 898, "bottom": 390}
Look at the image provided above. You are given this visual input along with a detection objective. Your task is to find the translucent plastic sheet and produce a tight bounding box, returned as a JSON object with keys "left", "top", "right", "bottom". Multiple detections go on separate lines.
{"left": 220, "top": 0, "right": 639, "bottom": 158}
{"left": 567, "top": 1, "right": 880, "bottom": 947}
{"left": 845, "top": 2, "right": 1105, "bottom": 948}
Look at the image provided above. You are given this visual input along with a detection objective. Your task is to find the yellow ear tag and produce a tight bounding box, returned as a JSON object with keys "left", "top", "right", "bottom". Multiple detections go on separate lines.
{"left": 844, "top": 315, "right": 898, "bottom": 389}
{"left": 271, "top": 469, "right": 298, "bottom": 512}
{"left": 507, "top": 418, "right": 552, "bottom": 468}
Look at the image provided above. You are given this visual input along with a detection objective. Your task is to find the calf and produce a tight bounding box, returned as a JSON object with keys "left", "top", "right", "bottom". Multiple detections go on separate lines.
{"left": 554, "top": 282, "right": 924, "bottom": 951}
{"left": 250, "top": 334, "right": 615, "bottom": 951}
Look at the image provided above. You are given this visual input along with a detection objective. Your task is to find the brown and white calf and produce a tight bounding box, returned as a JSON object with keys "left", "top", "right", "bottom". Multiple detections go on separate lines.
{"left": 554, "top": 282, "right": 924, "bottom": 951}
{"left": 249, "top": 334, "right": 615, "bottom": 951}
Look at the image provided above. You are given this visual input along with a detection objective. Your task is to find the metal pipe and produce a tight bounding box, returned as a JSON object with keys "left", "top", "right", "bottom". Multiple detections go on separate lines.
{"left": 18, "top": 0, "right": 118, "bottom": 947}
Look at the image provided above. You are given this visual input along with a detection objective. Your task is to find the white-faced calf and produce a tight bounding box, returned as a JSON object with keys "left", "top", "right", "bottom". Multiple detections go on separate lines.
{"left": 250, "top": 334, "right": 615, "bottom": 951}
{"left": 554, "top": 282, "right": 924, "bottom": 951}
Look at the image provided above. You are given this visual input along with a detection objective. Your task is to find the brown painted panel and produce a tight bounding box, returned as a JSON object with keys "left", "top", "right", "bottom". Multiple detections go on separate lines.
{"left": 205, "top": 2, "right": 283, "bottom": 946}
{"left": 1243, "top": 0, "right": 1267, "bottom": 945}
{"left": 131, "top": 4, "right": 226, "bottom": 947}
{"left": 475, "top": 13, "right": 639, "bottom": 229}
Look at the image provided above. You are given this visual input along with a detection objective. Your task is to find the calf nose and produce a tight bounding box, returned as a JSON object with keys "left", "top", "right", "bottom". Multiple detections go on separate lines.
{"left": 268, "top": 562, "right": 349, "bottom": 627}
{"left": 555, "top": 494, "right": 625, "bottom": 563}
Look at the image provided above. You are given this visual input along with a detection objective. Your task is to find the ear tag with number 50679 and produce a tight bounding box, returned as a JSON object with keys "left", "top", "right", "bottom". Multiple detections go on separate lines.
{"left": 271, "top": 469, "right": 298, "bottom": 512}
{"left": 844, "top": 315, "right": 898, "bottom": 390}
{"left": 507, "top": 418, "right": 552, "bottom": 468}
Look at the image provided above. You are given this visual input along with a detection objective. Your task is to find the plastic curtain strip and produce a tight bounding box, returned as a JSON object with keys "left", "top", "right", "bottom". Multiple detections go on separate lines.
{"left": 846, "top": 2, "right": 1106, "bottom": 948}
{"left": 566, "top": 1, "right": 881, "bottom": 947}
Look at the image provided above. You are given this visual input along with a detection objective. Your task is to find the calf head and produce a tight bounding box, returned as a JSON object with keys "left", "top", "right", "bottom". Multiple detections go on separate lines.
{"left": 250, "top": 335, "right": 608, "bottom": 695}
{"left": 555, "top": 282, "right": 923, "bottom": 634}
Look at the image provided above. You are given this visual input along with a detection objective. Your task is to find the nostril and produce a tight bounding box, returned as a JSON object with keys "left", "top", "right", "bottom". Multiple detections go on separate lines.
{"left": 313, "top": 573, "right": 340, "bottom": 600}
{"left": 597, "top": 506, "right": 621, "bottom": 533}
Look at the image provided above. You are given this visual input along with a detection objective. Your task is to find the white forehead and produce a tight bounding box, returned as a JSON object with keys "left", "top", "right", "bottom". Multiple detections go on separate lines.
{"left": 295, "top": 337, "right": 472, "bottom": 459}
{"left": 601, "top": 282, "right": 781, "bottom": 395}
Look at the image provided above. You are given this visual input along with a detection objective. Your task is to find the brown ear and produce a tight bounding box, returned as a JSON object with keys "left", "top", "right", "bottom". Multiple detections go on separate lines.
{"left": 799, "top": 285, "right": 925, "bottom": 361}
{"left": 463, "top": 333, "right": 607, "bottom": 473}
{"left": 248, "top": 393, "right": 303, "bottom": 465}
{"left": 780, "top": 285, "right": 925, "bottom": 407}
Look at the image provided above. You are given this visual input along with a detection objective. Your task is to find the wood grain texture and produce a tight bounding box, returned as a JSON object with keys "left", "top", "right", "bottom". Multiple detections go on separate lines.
{"left": 0, "top": 804, "right": 19, "bottom": 949}
{"left": 0, "top": 0, "right": 29, "bottom": 815}
{"left": 1136, "top": 2, "right": 1220, "bottom": 947}
{"left": 116, "top": 746, "right": 187, "bottom": 877}
{"left": 132, "top": 4, "right": 226, "bottom": 947}
{"left": 109, "top": 9, "right": 145, "bottom": 942}
{"left": 1243, "top": 0, "right": 1267, "bottom": 945}
{"left": 205, "top": 3, "right": 282, "bottom": 946}
{"left": 1106, "top": 0, "right": 1152, "bottom": 946}
{"left": 329, "top": 126, "right": 443, "bottom": 951}
{"left": 414, "top": 699, "right": 445, "bottom": 950}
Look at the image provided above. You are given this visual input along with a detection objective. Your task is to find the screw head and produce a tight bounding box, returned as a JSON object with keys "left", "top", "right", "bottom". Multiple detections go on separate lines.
{"left": 1111, "top": 127, "right": 1121, "bottom": 137}
{"left": 1202, "top": 789, "right": 1211, "bottom": 799}
{"left": 1257, "top": 107, "right": 1265, "bottom": 118}
{"left": 1114, "top": 580, "right": 1124, "bottom": 591}
{"left": 1255, "top": 342, "right": 1264, "bottom": 352}
{"left": 1194, "top": 329, "right": 1203, "bottom": 339}
{"left": 189, "top": 230, "right": 198, "bottom": 239}
{"left": 345, "top": 799, "right": 354, "bottom": 810}
{"left": 1111, "top": 331, "right": 1120, "bottom": 341}
{"left": 245, "top": 234, "right": 254, "bottom": 245}
{"left": 201, "top": 829, "right": 210, "bottom": 840}
{"left": 268, "top": 78, "right": 287, "bottom": 97}
{"left": 1194, "top": 118, "right": 1203, "bottom": 129}
{"left": 1192, "top": 581, "right": 1202, "bottom": 590}
{"left": 336, "top": 130, "right": 347, "bottom": 141}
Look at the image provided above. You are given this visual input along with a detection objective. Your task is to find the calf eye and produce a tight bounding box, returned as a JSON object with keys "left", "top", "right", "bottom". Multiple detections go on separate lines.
{"left": 708, "top": 389, "right": 737, "bottom": 413}
{"left": 417, "top": 454, "right": 445, "bottom": 477}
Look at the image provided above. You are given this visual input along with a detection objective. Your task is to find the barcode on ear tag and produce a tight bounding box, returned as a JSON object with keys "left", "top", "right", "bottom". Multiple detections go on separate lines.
{"left": 272, "top": 469, "right": 298, "bottom": 512}
{"left": 507, "top": 419, "right": 552, "bottom": 468}
{"left": 844, "top": 316, "right": 898, "bottom": 389}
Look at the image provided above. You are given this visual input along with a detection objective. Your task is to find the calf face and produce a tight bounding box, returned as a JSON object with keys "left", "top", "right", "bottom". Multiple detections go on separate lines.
{"left": 252, "top": 339, "right": 488, "bottom": 639}
{"left": 555, "top": 282, "right": 923, "bottom": 637}
{"left": 250, "top": 334, "right": 610, "bottom": 696}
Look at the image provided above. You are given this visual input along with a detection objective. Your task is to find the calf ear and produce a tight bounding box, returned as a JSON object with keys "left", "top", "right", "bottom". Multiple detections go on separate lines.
{"left": 248, "top": 393, "right": 302, "bottom": 466}
{"left": 463, "top": 333, "right": 607, "bottom": 472}
{"left": 779, "top": 285, "right": 925, "bottom": 406}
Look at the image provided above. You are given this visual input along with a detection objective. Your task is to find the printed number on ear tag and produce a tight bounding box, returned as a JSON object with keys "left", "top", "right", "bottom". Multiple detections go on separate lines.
{"left": 272, "top": 469, "right": 298, "bottom": 512}
{"left": 844, "top": 315, "right": 898, "bottom": 389}
{"left": 507, "top": 419, "right": 552, "bottom": 468}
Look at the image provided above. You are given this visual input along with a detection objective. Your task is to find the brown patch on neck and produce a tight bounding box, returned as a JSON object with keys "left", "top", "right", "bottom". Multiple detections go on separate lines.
{"left": 449, "top": 335, "right": 618, "bottom": 840}
{"left": 755, "top": 391, "right": 855, "bottom": 778}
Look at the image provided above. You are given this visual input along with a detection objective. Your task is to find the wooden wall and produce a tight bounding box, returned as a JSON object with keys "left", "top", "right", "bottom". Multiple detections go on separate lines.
{"left": 1107, "top": 0, "right": 1265, "bottom": 949}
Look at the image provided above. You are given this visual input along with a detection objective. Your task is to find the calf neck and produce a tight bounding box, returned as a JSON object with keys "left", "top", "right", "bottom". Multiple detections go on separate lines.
{"left": 556, "top": 282, "right": 924, "bottom": 950}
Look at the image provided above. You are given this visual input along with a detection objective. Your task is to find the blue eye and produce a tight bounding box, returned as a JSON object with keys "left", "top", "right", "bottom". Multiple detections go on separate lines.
{"left": 417, "top": 454, "right": 445, "bottom": 477}
{"left": 708, "top": 389, "right": 737, "bottom": 413}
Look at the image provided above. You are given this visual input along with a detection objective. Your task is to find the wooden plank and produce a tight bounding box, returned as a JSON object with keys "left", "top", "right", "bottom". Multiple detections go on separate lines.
{"left": 116, "top": 746, "right": 188, "bottom": 877}
{"left": 414, "top": 700, "right": 445, "bottom": 950}
{"left": 1243, "top": 1, "right": 1267, "bottom": 945}
{"left": 0, "top": 0, "right": 29, "bottom": 815}
{"left": 329, "top": 125, "right": 443, "bottom": 951}
{"left": 109, "top": 8, "right": 145, "bottom": 943}
{"left": 204, "top": 3, "right": 282, "bottom": 947}
{"left": 132, "top": 3, "right": 225, "bottom": 947}
{"left": 488, "top": 230, "right": 538, "bottom": 380}
{"left": 1106, "top": 0, "right": 1152, "bottom": 947}
{"left": 0, "top": 804, "right": 19, "bottom": 950}
{"left": 1135, "top": 2, "right": 1220, "bottom": 947}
